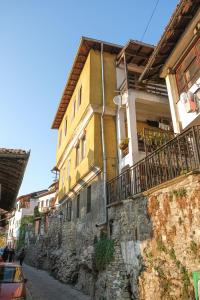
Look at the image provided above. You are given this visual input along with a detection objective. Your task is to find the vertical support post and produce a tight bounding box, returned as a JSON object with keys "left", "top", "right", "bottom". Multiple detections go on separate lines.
{"left": 126, "top": 91, "right": 139, "bottom": 166}
{"left": 116, "top": 106, "right": 126, "bottom": 173}
{"left": 192, "top": 126, "right": 200, "bottom": 168}
{"left": 123, "top": 53, "right": 129, "bottom": 91}
{"left": 165, "top": 74, "right": 181, "bottom": 134}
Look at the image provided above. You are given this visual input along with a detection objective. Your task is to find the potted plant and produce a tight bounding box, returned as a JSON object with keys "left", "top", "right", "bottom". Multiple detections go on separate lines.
{"left": 119, "top": 138, "right": 129, "bottom": 150}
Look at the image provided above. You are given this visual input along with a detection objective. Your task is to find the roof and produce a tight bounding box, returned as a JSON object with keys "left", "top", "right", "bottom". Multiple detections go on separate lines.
{"left": 139, "top": 0, "right": 200, "bottom": 82}
{"left": 117, "top": 39, "right": 155, "bottom": 66}
{"left": 0, "top": 148, "right": 30, "bottom": 211}
{"left": 17, "top": 189, "right": 47, "bottom": 204}
{"left": 52, "top": 37, "right": 123, "bottom": 129}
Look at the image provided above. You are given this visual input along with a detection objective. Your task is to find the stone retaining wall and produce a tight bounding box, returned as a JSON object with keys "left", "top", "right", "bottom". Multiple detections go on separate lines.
{"left": 25, "top": 173, "right": 200, "bottom": 299}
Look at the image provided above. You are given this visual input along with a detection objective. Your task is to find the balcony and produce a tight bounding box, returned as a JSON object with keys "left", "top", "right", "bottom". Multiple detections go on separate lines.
{"left": 107, "top": 125, "right": 200, "bottom": 205}
{"left": 137, "top": 127, "right": 174, "bottom": 155}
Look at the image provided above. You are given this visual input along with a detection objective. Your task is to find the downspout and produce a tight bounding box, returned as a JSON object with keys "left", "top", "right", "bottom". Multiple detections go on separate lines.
{"left": 98, "top": 42, "right": 107, "bottom": 226}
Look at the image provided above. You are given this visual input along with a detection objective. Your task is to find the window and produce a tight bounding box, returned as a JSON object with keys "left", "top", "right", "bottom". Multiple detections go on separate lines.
{"left": 73, "top": 99, "right": 76, "bottom": 119}
{"left": 0, "top": 266, "right": 23, "bottom": 283}
{"left": 87, "top": 186, "right": 91, "bottom": 213}
{"left": 62, "top": 168, "right": 65, "bottom": 188}
{"left": 76, "top": 195, "right": 80, "bottom": 218}
{"left": 76, "top": 143, "right": 80, "bottom": 166}
{"left": 59, "top": 129, "right": 62, "bottom": 148}
{"left": 81, "top": 135, "right": 86, "bottom": 160}
{"left": 66, "top": 200, "right": 72, "bottom": 221}
{"left": 77, "top": 85, "right": 82, "bottom": 108}
{"left": 176, "top": 37, "right": 200, "bottom": 96}
{"left": 64, "top": 118, "right": 67, "bottom": 136}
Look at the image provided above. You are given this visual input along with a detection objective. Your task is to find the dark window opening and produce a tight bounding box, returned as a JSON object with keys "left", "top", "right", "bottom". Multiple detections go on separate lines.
{"left": 87, "top": 186, "right": 91, "bottom": 213}
{"left": 77, "top": 195, "right": 80, "bottom": 218}
{"left": 66, "top": 200, "right": 72, "bottom": 221}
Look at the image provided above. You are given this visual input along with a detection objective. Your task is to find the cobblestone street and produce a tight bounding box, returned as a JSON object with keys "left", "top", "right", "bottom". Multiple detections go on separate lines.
{"left": 23, "top": 264, "right": 91, "bottom": 300}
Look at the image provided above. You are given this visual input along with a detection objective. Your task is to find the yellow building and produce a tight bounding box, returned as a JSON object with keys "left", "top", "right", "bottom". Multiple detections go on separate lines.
{"left": 52, "top": 37, "right": 122, "bottom": 214}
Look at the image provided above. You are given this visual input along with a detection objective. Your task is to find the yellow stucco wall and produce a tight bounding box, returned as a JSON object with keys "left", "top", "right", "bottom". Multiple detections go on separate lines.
{"left": 56, "top": 52, "right": 91, "bottom": 163}
{"left": 94, "top": 113, "right": 118, "bottom": 180}
{"left": 55, "top": 49, "right": 118, "bottom": 200}
{"left": 58, "top": 116, "right": 95, "bottom": 200}
{"left": 90, "top": 49, "right": 117, "bottom": 109}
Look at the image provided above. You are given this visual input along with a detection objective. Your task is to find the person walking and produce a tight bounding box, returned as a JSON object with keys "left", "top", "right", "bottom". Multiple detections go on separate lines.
{"left": 8, "top": 248, "right": 15, "bottom": 262}
{"left": 2, "top": 246, "right": 9, "bottom": 262}
{"left": 18, "top": 248, "right": 25, "bottom": 266}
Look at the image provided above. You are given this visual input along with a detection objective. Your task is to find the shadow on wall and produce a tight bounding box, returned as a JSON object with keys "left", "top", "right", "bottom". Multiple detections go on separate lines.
{"left": 108, "top": 196, "right": 153, "bottom": 299}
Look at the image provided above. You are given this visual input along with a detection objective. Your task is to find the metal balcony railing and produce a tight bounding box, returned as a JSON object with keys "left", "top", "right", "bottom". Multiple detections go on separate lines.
{"left": 138, "top": 127, "right": 174, "bottom": 154}
{"left": 107, "top": 125, "right": 200, "bottom": 205}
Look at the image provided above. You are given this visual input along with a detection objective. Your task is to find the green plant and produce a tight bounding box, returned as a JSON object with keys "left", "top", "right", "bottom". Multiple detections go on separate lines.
{"left": 190, "top": 240, "right": 198, "bottom": 255}
{"left": 180, "top": 266, "right": 190, "bottom": 298}
{"left": 180, "top": 169, "right": 188, "bottom": 175}
{"left": 156, "top": 238, "right": 167, "bottom": 253}
{"left": 17, "top": 216, "right": 34, "bottom": 250}
{"left": 154, "top": 265, "right": 165, "bottom": 278}
{"left": 172, "top": 188, "right": 187, "bottom": 198}
{"left": 169, "top": 248, "right": 176, "bottom": 261}
{"left": 175, "top": 260, "right": 181, "bottom": 268}
{"left": 94, "top": 233, "right": 115, "bottom": 271}
{"left": 34, "top": 206, "right": 41, "bottom": 218}
{"left": 119, "top": 138, "right": 129, "bottom": 150}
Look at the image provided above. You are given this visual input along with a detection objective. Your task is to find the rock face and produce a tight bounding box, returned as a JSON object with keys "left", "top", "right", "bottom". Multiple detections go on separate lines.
{"left": 25, "top": 173, "right": 200, "bottom": 299}
{"left": 138, "top": 174, "right": 200, "bottom": 300}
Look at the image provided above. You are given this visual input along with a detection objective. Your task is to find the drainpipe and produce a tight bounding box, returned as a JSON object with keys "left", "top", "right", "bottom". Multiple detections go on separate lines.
{"left": 96, "top": 42, "right": 107, "bottom": 227}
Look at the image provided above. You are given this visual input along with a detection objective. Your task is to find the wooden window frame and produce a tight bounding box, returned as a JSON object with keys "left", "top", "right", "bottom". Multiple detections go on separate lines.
{"left": 176, "top": 37, "right": 200, "bottom": 97}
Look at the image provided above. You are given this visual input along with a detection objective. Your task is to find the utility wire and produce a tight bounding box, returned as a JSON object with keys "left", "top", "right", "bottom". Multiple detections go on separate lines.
{"left": 141, "top": 0, "right": 160, "bottom": 41}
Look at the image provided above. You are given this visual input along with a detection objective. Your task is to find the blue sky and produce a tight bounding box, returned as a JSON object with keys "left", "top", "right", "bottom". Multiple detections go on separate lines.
{"left": 0, "top": 0, "right": 178, "bottom": 196}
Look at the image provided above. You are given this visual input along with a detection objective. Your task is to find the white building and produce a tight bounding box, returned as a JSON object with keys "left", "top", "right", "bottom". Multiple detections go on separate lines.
{"left": 139, "top": 0, "right": 200, "bottom": 133}
{"left": 115, "top": 40, "right": 172, "bottom": 173}
{"left": 37, "top": 181, "right": 58, "bottom": 214}
{"left": 7, "top": 190, "right": 46, "bottom": 248}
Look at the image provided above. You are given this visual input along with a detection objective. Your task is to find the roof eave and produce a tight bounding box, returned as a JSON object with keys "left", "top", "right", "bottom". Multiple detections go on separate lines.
{"left": 51, "top": 37, "right": 123, "bottom": 129}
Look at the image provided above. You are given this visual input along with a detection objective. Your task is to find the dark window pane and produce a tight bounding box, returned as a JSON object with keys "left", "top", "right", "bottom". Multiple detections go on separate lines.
{"left": 0, "top": 267, "right": 23, "bottom": 283}
{"left": 77, "top": 195, "right": 80, "bottom": 218}
{"left": 87, "top": 186, "right": 91, "bottom": 213}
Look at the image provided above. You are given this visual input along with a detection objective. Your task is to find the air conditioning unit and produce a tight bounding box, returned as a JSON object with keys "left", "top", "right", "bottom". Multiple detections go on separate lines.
{"left": 180, "top": 91, "right": 198, "bottom": 113}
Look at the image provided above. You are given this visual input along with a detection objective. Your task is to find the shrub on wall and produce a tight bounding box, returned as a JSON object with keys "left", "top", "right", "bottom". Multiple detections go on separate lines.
{"left": 17, "top": 216, "right": 34, "bottom": 250}
{"left": 94, "top": 232, "right": 115, "bottom": 271}
{"left": 34, "top": 206, "right": 41, "bottom": 218}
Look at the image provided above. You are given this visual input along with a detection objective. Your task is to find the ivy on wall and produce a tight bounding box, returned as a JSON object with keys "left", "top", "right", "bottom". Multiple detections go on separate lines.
{"left": 17, "top": 216, "right": 34, "bottom": 250}
{"left": 94, "top": 232, "right": 115, "bottom": 271}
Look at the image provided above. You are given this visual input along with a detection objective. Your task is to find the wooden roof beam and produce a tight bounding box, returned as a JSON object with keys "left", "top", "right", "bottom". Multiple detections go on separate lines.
{"left": 125, "top": 50, "right": 149, "bottom": 60}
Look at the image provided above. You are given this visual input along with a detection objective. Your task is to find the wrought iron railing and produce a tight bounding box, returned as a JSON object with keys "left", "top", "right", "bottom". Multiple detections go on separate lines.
{"left": 137, "top": 127, "right": 174, "bottom": 154}
{"left": 107, "top": 125, "right": 200, "bottom": 204}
